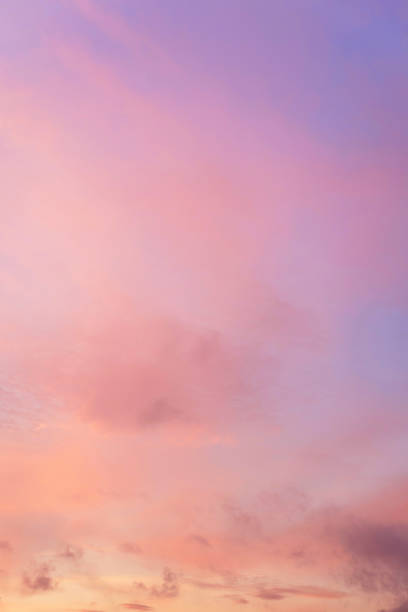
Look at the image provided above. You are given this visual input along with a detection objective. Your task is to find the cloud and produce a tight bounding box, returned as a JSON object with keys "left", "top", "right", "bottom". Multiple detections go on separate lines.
{"left": 134, "top": 567, "right": 179, "bottom": 600}
{"left": 187, "top": 534, "right": 212, "bottom": 547}
{"left": 186, "top": 579, "right": 235, "bottom": 590}
{"left": 71, "top": 0, "right": 178, "bottom": 77}
{"left": 188, "top": 571, "right": 346, "bottom": 604}
{"left": 379, "top": 603, "right": 408, "bottom": 612}
{"left": 222, "top": 594, "right": 249, "bottom": 604}
{"left": 342, "top": 522, "right": 408, "bottom": 567}
{"left": 58, "top": 544, "right": 84, "bottom": 561}
{"left": 0, "top": 541, "right": 11, "bottom": 552}
{"left": 255, "top": 588, "right": 284, "bottom": 600}
{"left": 21, "top": 562, "right": 57, "bottom": 593}
{"left": 339, "top": 520, "right": 408, "bottom": 594}
{"left": 120, "top": 605, "right": 153, "bottom": 611}
{"left": 118, "top": 541, "right": 142, "bottom": 555}
{"left": 137, "top": 398, "right": 183, "bottom": 428}
{"left": 256, "top": 584, "right": 346, "bottom": 600}
{"left": 150, "top": 567, "right": 179, "bottom": 599}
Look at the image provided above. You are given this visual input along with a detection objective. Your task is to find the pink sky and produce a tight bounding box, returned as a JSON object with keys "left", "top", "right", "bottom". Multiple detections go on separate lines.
{"left": 1, "top": 1, "right": 408, "bottom": 611}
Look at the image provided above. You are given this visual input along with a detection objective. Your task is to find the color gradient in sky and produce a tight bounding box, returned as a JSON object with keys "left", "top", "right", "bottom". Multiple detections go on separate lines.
{"left": 1, "top": 1, "right": 408, "bottom": 611}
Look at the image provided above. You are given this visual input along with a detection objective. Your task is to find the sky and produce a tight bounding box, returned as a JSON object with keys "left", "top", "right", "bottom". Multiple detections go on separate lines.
{"left": 0, "top": 1, "right": 408, "bottom": 611}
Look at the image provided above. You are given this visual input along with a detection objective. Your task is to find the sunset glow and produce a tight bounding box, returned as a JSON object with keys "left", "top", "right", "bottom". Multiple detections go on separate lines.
{"left": 1, "top": 2, "right": 408, "bottom": 611}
